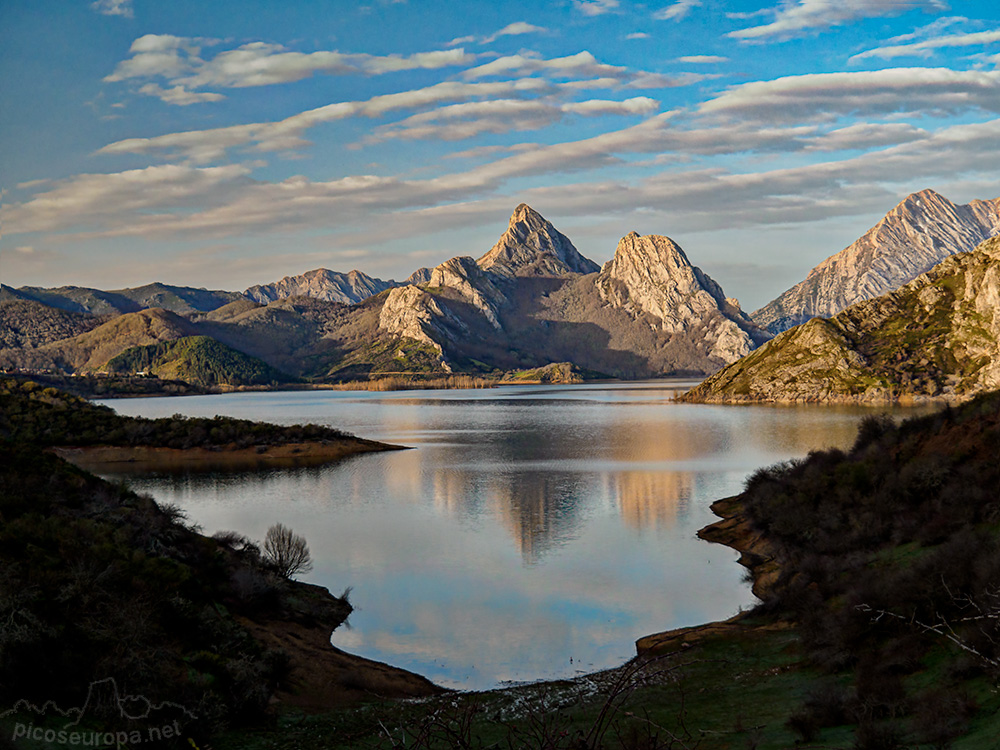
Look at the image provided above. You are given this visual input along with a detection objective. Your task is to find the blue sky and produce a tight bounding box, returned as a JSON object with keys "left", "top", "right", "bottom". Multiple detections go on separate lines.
{"left": 2, "top": 0, "right": 999, "bottom": 310}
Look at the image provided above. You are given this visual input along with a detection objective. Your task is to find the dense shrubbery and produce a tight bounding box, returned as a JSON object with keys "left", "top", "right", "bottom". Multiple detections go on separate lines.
{"left": 740, "top": 391, "right": 1000, "bottom": 745}
{"left": 0, "top": 376, "right": 352, "bottom": 448}
{"left": 0, "top": 443, "right": 348, "bottom": 737}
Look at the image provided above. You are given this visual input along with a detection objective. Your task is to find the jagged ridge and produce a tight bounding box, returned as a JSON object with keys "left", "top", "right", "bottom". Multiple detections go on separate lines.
{"left": 753, "top": 189, "right": 1000, "bottom": 334}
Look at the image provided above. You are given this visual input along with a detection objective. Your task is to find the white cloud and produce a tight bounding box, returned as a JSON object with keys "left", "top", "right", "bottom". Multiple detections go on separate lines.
{"left": 365, "top": 97, "right": 660, "bottom": 144}
{"left": 90, "top": 0, "right": 133, "bottom": 18}
{"left": 98, "top": 79, "right": 552, "bottom": 162}
{"left": 138, "top": 83, "right": 225, "bottom": 106}
{"left": 729, "top": 0, "right": 948, "bottom": 41}
{"left": 625, "top": 32, "right": 651, "bottom": 40}
{"left": 700, "top": 68, "right": 1000, "bottom": 122}
{"left": 804, "top": 122, "right": 927, "bottom": 151}
{"left": 482, "top": 22, "right": 548, "bottom": 44}
{"left": 676, "top": 55, "right": 728, "bottom": 63}
{"left": 14, "top": 245, "right": 35, "bottom": 255}
{"left": 2, "top": 164, "right": 253, "bottom": 235}
{"left": 851, "top": 29, "right": 1000, "bottom": 61}
{"left": 106, "top": 35, "right": 479, "bottom": 103}
{"left": 654, "top": 1, "right": 702, "bottom": 22}
{"left": 105, "top": 34, "right": 217, "bottom": 83}
{"left": 573, "top": 0, "right": 620, "bottom": 17}
{"left": 463, "top": 50, "right": 707, "bottom": 90}
{"left": 12, "top": 115, "right": 1000, "bottom": 253}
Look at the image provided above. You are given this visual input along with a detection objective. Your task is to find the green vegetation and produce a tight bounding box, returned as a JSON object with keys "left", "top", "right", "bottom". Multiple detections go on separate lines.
{"left": 103, "top": 335, "right": 295, "bottom": 386}
{"left": 687, "top": 238, "right": 1000, "bottom": 403}
{"left": 324, "top": 337, "right": 448, "bottom": 379}
{"left": 0, "top": 376, "right": 352, "bottom": 448}
{"left": 2, "top": 371, "right": 209, "bottom": 398}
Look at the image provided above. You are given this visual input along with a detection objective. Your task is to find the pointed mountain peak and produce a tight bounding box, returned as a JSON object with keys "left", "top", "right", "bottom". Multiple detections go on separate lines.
{"left": 478, "top": 205, "right": 599, "bottom": 278}
{"left": 510, "top": 203, "right": 542, "bottom": 225}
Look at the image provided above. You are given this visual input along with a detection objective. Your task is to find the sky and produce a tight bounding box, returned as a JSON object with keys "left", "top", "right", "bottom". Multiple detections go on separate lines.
{"left": 2, "top": 0, "right": 1000, "bottom": 311}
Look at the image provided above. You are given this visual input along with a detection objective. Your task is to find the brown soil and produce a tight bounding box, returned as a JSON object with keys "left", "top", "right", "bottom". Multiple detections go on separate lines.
{"left": 239, "top": 615, "right": 446, "bottom": 710}
{"left": 51, "top": 439, "right": 404, "bottom": 473}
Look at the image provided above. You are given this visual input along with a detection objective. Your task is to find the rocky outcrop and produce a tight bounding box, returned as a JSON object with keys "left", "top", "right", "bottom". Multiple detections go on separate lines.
{"left": 596, "top": 232, "right": 768, "bottom": 364}
{"left": 246, "top": 269, "right": 394, "bottom": 305}
{"left": 377, "top": 285, "right": 468, "bottom": 370}
{"left": 684, "top": 235, "right": 1000, "bottom": 403}
{"left": 427, "top": 256, "right": 506, "bottom": 329}
{"left": 477, "top": 204, "right": 600, "bottom": 278}
{"left": 753, "top": 189, "right": 1000, "bottom": 334}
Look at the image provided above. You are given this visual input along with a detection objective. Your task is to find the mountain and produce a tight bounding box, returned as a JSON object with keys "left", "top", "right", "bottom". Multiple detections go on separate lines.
{"left": 369, "top": 211, "right": 769, "bottom": 378}
{"left": 0, "top": 298, "right": 108, "bottom": 349}
{"left": 477, "top": 203, "right": 600, "bottom": 278}
{"left": 0, "top": 308, "right": 196, "bottom": 372}
{"left": 5, "top": 282, "right": 244, "bottom": 316}
{"left": 103, "top": 335, "right": 294, "bottom": 386}
{"left": 111, "top": 282, "right": 246, "bottom": 314}
{"left": 245, "top": 268, "right": 395, "bottom": 305}
{"left": 683, "top": 235, "right": 1000, "bottom": 403}
{"left": 753, "top": 189, "right": 1000, "bottom": 334}
{"left": 595, "top": 232, "right": 766, "bottom": 363}
{"left": 1, "top": 204, "right": 768, "bottom": 382}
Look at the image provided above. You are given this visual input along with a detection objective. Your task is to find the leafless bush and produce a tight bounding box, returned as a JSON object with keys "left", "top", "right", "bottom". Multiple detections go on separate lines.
{"left": 262, "top": 523, "right": 313, "bottom": 579}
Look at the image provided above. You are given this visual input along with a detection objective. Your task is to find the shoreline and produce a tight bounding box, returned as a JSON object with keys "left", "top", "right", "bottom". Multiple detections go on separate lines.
{"left": 50, "top": 438, "right": 405, "bottom": 473}
{"left": 635, "top": 494, "right": 782, "bottom": 656}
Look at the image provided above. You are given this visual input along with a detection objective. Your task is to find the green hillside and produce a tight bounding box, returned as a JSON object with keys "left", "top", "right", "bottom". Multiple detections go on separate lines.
{"left": 684, "top": 236, "right": 1000, "bottom": 403}
{"left": 103, "top": 335, "right": 294, "bottom": 386}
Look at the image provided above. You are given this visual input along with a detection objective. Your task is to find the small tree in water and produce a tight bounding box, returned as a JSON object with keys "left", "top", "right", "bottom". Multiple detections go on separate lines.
{"left": 263, "top": 523, "right": 313, "bottom": 578}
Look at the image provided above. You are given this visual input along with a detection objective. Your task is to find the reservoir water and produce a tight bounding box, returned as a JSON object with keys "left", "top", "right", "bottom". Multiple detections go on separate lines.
{"left": 99, "top": 380, "right": 913, "bottom": 690}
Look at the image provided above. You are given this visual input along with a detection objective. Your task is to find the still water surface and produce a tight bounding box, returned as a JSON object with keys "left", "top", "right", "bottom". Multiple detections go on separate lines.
{"left": 99, "top": 381, "right": 914, "bottom": 690}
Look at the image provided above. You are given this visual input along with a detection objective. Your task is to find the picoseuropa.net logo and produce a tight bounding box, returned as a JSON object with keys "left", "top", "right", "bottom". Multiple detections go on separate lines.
{"left": 2, "top": 678, "right": 199, "bottom": 748}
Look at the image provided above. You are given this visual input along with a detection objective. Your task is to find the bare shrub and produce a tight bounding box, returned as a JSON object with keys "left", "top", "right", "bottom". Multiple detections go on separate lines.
{"left": 262, "top": 523, "right": 313, "bottom": 579}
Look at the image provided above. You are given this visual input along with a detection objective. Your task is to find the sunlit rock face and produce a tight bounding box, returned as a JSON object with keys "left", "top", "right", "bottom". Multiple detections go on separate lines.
{"left": 477, "top": 203, "right": 600, "bottom": 278}
{"left": 597, "top": 232, "right": 764, "bottom": 364}
{"left": 685, "top": 235, "right": 1000, "bottom": 404}
{"left": 246, "top": 269, "right": 394, "bottom": 305}
{"left": 754, "top": 189, "right": 1000, "bottom": 334}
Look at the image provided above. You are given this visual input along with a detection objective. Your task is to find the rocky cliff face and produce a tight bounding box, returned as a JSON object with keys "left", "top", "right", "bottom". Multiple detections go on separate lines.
{"left": 477, "top": 204, "right": 600, "bottom": 278}
{"left": 684, "top": 235, "right": 1000, "bottom": 403}
{"left": 245, "top": 268, "right": 394, "bottom": 305}
{"left": 596, "top": 232, "right": 767, "bottom": 363}
{"left": 377, "top": 285, "right": 467, "bottom": 370}
{"left": 753, "top": 189, "right": 1000, "bottom": 333}
{"left": 427, "top": 256, "right": 506, "bottom": 329}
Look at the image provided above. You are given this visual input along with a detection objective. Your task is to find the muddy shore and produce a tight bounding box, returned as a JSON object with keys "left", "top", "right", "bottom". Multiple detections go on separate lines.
{"left": 51, "top": 438, "right": 405, "bottom": 473}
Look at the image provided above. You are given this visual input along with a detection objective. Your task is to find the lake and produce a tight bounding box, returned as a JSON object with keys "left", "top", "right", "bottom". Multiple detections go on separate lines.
{"left": 98, "top": 381, "right": 915, "bottom": 690}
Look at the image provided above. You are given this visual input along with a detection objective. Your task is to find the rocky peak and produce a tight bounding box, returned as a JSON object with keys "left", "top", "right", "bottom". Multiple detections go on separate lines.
{"left": 245, "top": 268, "right": 393, "bottom": 305}
{"left": 477, "top": 204, "right": 600, "bottom": 278}
{"left": 753, "top": 189, "right": 1000, "bottom": 334}
{"left": 597, "top": 232, "right": 764, "bottom": 363}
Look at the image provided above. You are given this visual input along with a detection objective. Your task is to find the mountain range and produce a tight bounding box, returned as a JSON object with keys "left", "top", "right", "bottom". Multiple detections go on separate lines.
{"left": 0, "top": 204, "right": 767, "bottom": 384}
{"left": 3, "top": 189, "right": 998, "bottom": 391}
